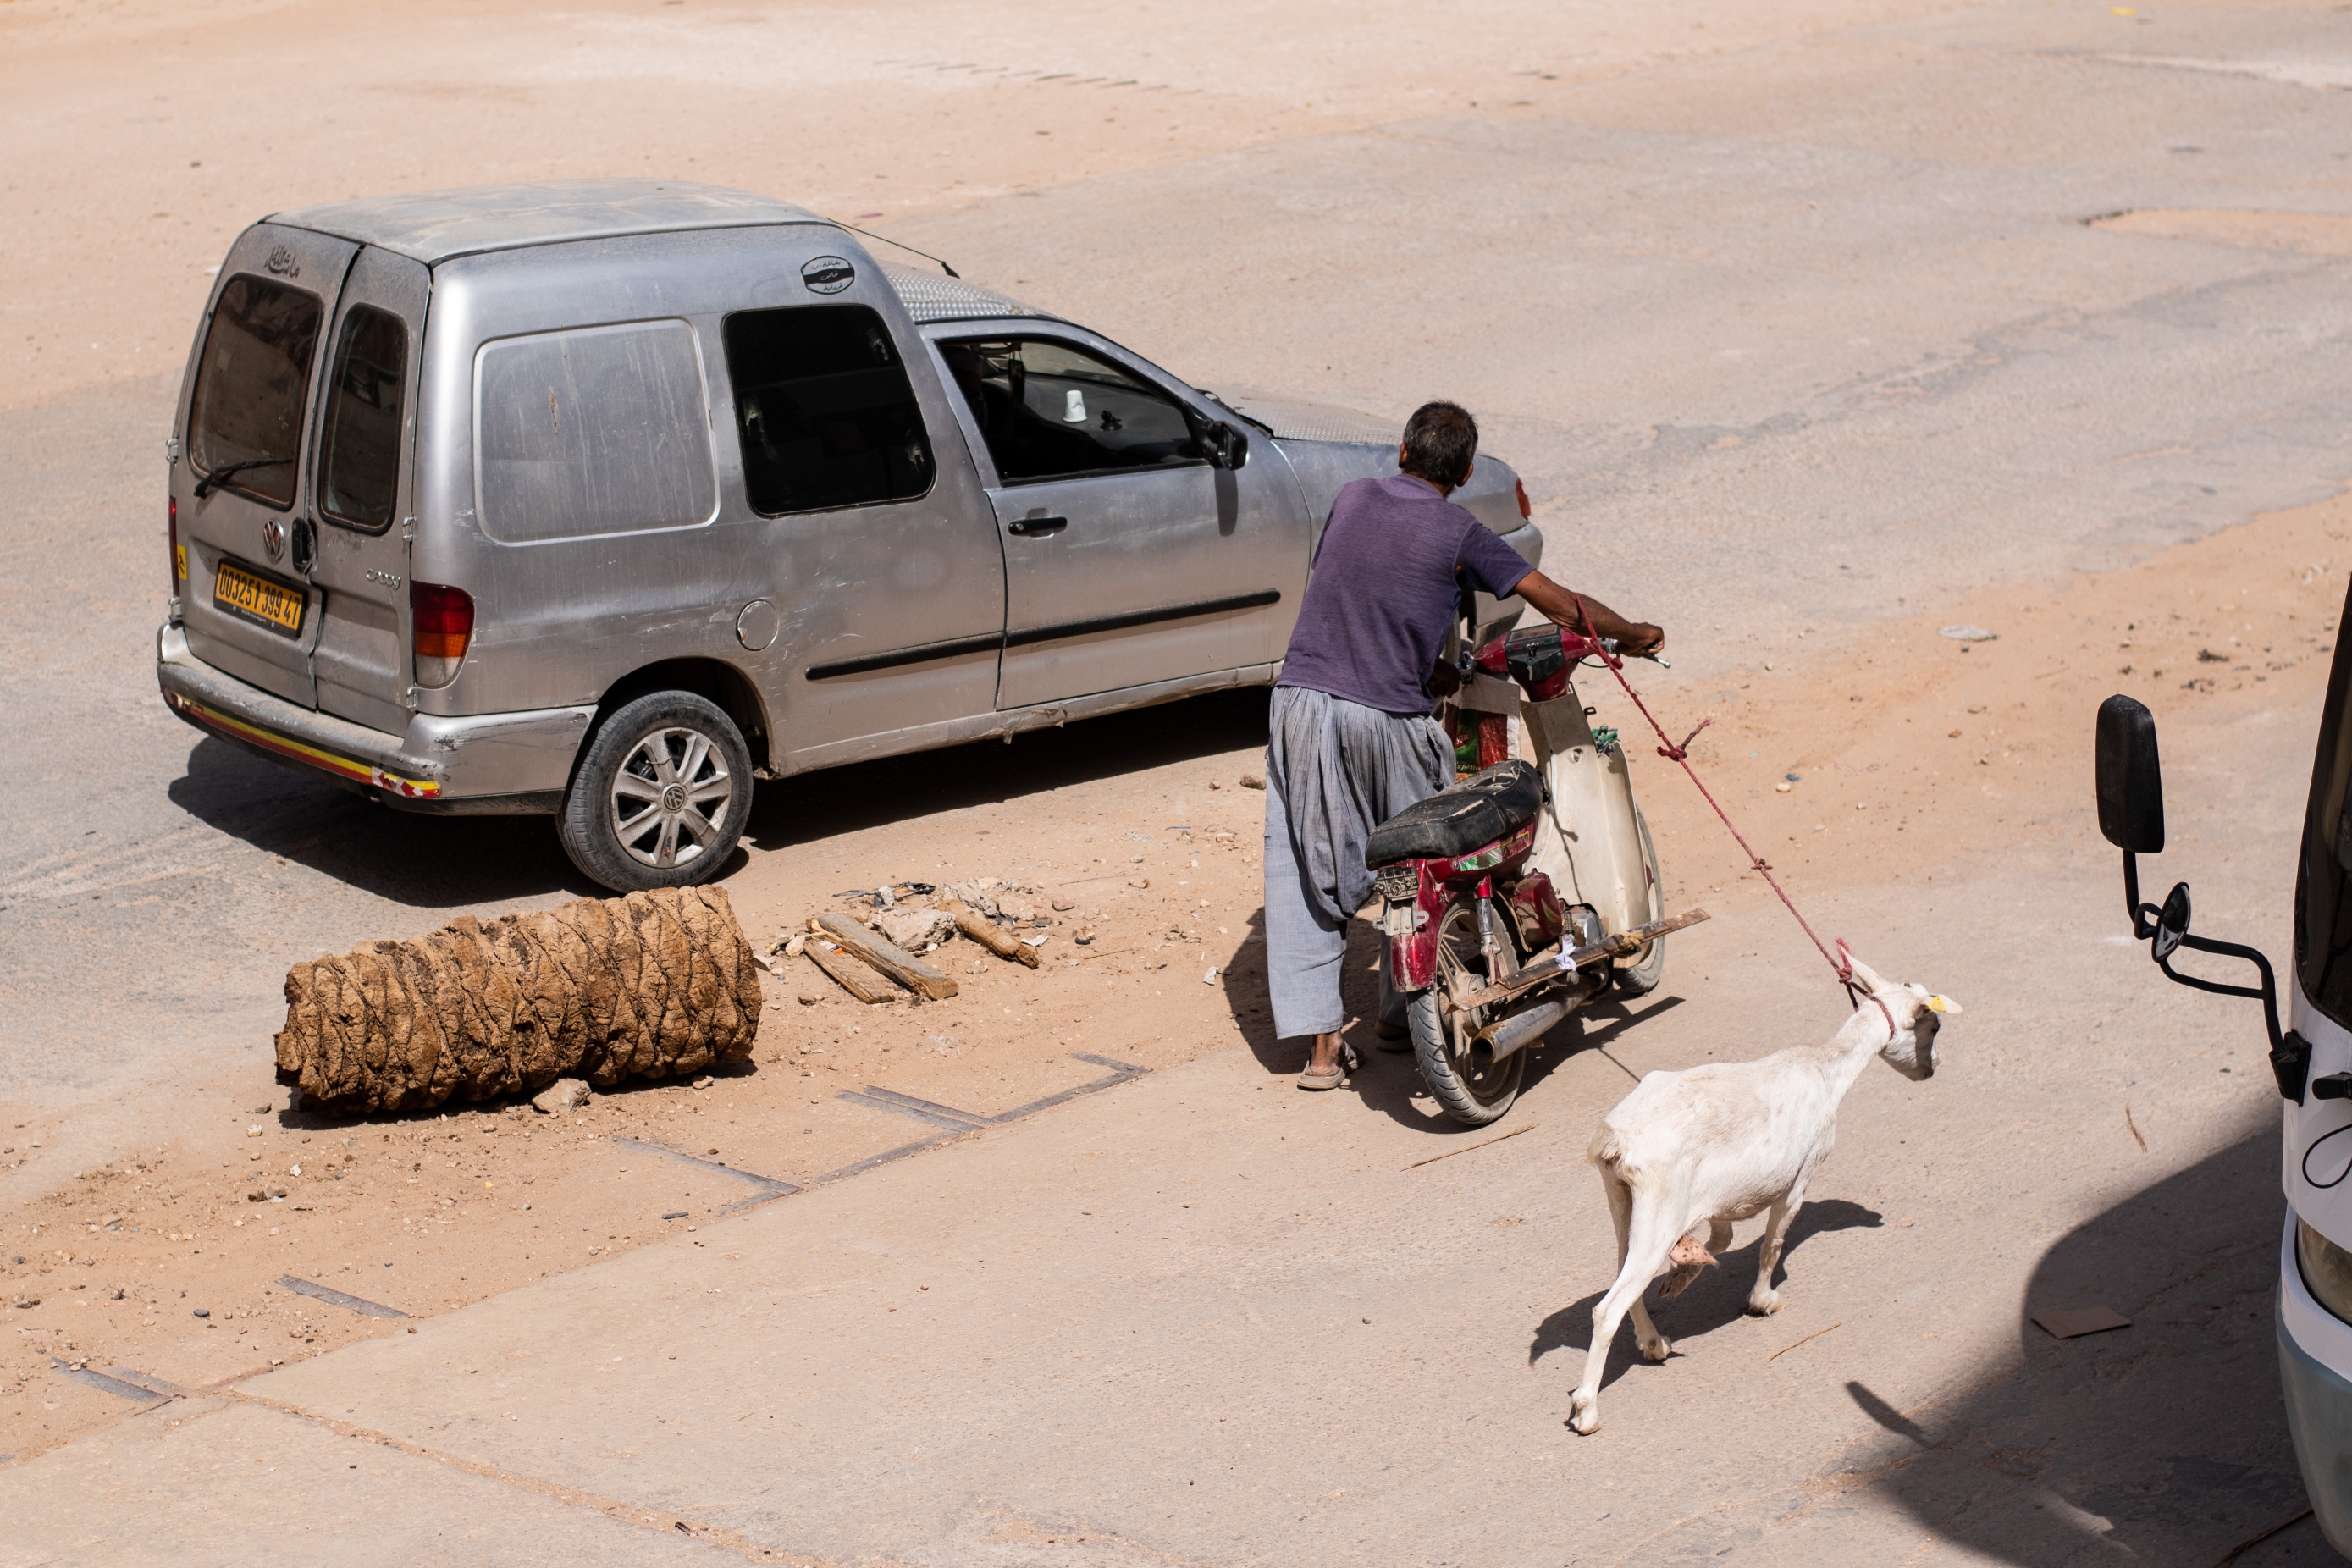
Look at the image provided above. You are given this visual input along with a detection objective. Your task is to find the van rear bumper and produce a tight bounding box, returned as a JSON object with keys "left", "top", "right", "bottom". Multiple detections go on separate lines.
{"left": 157, "top": 621, "right": 590, "bottom": 814}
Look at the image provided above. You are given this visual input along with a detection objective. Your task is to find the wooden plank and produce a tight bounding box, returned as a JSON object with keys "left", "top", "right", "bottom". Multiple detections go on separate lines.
{"left": 803, "top": 938, "right": 903, "bottom": 1005}
{"left": 812, "top": 914, "right": 960, "bottom": 1002}
{"left": 939, "top": 899, "right": 1041, "bottom": 969}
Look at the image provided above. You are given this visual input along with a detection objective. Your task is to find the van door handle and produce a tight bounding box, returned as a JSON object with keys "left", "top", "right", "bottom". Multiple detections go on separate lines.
{"left": 1006, "top": 515, "right": 1068, "bottom": 537}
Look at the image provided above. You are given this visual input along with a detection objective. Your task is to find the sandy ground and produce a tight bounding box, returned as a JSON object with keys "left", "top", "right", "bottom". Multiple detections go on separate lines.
{"left": 0, "top": 0, "right": 1968, "bottom": 416}
{"left": 4, "top": 5, "right": 2351, "bottom": 1554}
{"left": 6, "top": 476, "right": 2343, "bottom": 1464}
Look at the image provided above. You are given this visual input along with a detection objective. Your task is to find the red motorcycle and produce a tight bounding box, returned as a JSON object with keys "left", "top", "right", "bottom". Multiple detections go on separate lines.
{"left": 1367, "top": 624, "right": 1706, "bottom": 1124}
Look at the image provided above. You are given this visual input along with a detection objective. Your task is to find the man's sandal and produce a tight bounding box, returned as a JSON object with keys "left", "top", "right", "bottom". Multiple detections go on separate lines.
{"left": 1296, "top": 1042, "right": 1360, "bottom": 1091}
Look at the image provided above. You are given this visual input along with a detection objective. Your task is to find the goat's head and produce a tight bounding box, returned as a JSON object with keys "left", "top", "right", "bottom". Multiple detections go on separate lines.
{"left": 1842, "top": 953, "right": 1963, "bottom": 1081}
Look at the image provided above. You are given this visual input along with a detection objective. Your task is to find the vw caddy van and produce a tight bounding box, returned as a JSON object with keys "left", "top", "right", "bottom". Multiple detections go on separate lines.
{"left": 157, "top": 181, "right": 1543, "bottom": 891}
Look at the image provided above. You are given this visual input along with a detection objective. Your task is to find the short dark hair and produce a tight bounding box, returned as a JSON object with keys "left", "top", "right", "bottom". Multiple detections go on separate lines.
{"left": 1400, "top": 401, "right": 1478, "bottom": 489}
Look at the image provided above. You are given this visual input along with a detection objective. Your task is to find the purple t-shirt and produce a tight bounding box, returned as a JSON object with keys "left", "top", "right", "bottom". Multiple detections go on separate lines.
{"left": 1278, "top": 473, "right": 1532, "bottom": 716}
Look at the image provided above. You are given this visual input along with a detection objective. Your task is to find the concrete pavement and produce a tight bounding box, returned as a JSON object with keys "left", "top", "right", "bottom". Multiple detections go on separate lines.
{"left": 4, "top": 798, "right": 2316, "bottom": 1563}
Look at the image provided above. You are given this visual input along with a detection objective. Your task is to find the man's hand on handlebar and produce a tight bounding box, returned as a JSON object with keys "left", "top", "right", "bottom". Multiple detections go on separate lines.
{"left": 1513, "top": 571, "right": 1665, "bottom": 660}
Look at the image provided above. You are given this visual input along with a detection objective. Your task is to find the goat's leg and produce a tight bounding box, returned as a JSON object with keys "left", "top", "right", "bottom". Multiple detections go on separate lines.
{"left": 1570, "top": 1204, "right": 1680, "bottom": 1436}
{"left": 1747, "top": 1185, "right": 1804, "bottom": 1316}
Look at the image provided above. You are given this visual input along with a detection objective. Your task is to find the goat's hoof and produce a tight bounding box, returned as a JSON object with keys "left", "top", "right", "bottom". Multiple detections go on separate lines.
{"left": 1567, "top": 1397, "right": 1599, "bottom": 1435}
{"left": 1638, "top": 1334, "right": 1672, "bottom": 1363}
{"left": 1745, "top": 1293, "right": 1784, "bottom": 1316}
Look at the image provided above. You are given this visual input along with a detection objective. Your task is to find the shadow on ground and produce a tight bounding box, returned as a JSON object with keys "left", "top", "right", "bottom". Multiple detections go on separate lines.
{"left": 166, "top": 736, "right": 590, "bottom": 908}
{"left": 744, "top": 686, "right": 1272, "bottom": 850}
{"left": 164, "top": 687, "right": 1272, "bottom": 908}
{"left": 1607, "top": 1127, "right": 2314, "bottom": 1565}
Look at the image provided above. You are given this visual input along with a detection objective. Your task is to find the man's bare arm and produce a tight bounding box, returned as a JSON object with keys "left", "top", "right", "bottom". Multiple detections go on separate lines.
{"left": 1514, "top": 571, "right": 1665, "bottom": 656}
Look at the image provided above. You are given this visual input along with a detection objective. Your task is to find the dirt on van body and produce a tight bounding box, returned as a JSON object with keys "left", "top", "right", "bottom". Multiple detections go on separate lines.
{"left": 5, "top": 484, "right": 2346, "bottom": 1462}
{"left": 273, "top": 885, "right": 763, "bottom": 1113}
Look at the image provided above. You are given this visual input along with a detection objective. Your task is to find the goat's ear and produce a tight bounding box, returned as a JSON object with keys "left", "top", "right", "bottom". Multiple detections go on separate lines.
{"left": 1842, "top": 952, "right": 1889, "bottom": 993}
{"left": 1926, "top": 994, "right": 1963, "bottom": 1014}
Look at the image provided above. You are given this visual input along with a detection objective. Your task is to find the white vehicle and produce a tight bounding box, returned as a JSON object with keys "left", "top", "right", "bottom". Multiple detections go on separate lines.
{"left": 2097, "top": 684, "right": 2352, "bottom": 1549}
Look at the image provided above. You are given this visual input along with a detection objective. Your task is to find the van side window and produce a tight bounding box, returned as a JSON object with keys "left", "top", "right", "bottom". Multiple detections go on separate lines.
{"left": 187, "top": 275, "right": 323, "bottom": 510}
{"left": 318, "top": 306, "right": 407, "bottom": 530}
{"left": 938, "top": 336, "right": 1201, "bottom": 484}
{"left": 722, "top": 305, "right": 935, "bottom": 515}
{"left": 474, "top": 319, "right": 717, "bottom": 543}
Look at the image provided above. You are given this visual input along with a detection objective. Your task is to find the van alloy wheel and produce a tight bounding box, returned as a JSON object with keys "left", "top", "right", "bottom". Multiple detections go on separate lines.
{"left": 609, "top": 727, "right": 732, "bottom": 869}
{"left": 558, "top": 691, "right": 753, "bottom": 893}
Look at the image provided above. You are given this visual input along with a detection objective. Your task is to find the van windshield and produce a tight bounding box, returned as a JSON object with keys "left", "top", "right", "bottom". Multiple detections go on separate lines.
{"left": 188, "top": 275, "right": 323, "bottom": 510}
{"left": 2297, "top": 592, "right": 2352, "bottom": 1027}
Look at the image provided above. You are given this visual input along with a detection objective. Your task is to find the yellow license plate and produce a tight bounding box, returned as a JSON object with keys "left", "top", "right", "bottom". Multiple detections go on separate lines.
{"left": 213, "top": 559, "right": 306, "bottom": 638}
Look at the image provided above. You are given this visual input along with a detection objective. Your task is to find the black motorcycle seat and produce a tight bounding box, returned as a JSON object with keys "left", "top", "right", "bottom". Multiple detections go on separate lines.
{"left": 1365, "top": 759, "right": 1544, "bottom": 868}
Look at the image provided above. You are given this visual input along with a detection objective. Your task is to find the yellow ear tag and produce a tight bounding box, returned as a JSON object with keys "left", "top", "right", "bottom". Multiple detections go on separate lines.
{"left": 1927, "top": 996, "right": 1950, "bottom": 1013}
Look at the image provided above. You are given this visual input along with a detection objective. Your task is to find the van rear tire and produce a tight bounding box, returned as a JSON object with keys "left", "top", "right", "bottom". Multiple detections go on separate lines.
{"left": 558, "top": 691, "right": 753, "bottom": 893}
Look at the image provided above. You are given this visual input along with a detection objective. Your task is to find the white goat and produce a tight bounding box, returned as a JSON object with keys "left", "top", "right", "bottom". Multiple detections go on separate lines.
{"left": 1566, "top": 955, "right": 1959, "bottom": 1435}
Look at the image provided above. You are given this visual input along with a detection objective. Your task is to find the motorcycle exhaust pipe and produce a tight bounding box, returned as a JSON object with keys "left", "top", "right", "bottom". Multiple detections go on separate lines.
{"left": 1472, "top": 998, "right": 1571, "bottom": 1066}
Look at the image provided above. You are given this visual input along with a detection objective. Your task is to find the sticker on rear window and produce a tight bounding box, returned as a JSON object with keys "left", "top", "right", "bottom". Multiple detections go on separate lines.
{"left": 801, "top": 256, "right": 855, "bottom": 295}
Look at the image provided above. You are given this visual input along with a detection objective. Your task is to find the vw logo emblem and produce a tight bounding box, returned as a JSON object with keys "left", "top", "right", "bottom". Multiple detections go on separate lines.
{"left": 261, "top": 518, "right": 286, "bottom": 561}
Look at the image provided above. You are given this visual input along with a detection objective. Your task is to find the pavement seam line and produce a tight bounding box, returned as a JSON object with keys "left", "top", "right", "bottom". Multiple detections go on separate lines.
{"left": 221, "top": 1386, "right": 831, "bottom": 1565}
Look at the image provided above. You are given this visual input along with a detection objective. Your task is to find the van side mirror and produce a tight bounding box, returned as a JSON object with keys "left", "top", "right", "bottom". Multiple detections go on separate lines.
{"left": 1204, "top": 421, "right": 1249, "bottom": 471}
{"left": 2095, "top": 693, "right": 2164, "bottom": 853}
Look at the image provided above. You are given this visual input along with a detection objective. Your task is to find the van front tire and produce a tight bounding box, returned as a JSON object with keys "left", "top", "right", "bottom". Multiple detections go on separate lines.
{"left": 558, "top": 691, "right": 753, "bottom": 893}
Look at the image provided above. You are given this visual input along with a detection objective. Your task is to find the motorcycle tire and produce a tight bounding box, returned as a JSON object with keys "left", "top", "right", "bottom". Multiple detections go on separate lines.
{"left": 1614, "top": 803, "right": 1669, "bottom": 997}
{"left": 1408, "top": 896, "right": 1527, "bottom": 1126}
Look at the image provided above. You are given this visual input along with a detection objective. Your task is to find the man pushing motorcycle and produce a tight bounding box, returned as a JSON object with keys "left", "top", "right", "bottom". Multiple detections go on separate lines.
{"left": 1264, "top": 400, "right": 1665, "bottom": 1090}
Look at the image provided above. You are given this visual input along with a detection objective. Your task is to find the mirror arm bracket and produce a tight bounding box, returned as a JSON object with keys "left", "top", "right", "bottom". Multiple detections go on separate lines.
{"left": 2123, "top": 850, "right": 2156, "bottom": 940}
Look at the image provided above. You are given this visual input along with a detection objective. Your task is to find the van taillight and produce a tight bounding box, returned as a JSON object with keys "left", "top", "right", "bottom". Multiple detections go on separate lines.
{"left": 1515, "top": 478, "right": 1532, "bottom": 521}
{"left": 412, "top": 582, "right": 474, "bottom": 688}
{"left": 168, "top": 495, "right": 182, "bottom": 594}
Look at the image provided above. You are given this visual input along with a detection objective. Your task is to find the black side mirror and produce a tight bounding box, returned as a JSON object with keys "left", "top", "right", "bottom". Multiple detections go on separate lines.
{"left": 2093, "top": 692, "right": 2305, "bottom": 1096}
{"left": 1205, "top": 421, "right": 1249, "bottom": 471}
{"left": 2095, "top": 693, "right": 2165, "bottom": 853}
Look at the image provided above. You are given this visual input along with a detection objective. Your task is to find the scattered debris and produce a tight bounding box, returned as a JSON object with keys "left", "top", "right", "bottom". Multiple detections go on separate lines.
{"left": 941, "top": 899, "right": 1041, "bottom": 968}
{"left": 2031, "top": 1306, "right": 2131, "bottom": 1339}
{"left": 814, "top": 914, "right": 959, "bottom": 1001}
{"left": 1239, "top": 772, "right": 1265, "bottom": 789}
{"left": 531, "top": 1079, "right": 592, "bottom": 1114}
{"left": 1938, "top": 625, "right": 1999, "bottom": 642}
{"left": 874, "top": 906, "right": 958, "bottom": 953}
{"left": 2214, "top": 1507, "right": 2317, "bottom": 1566}
{"left": 1766, "top": 1322, "right": 1842, "bottom": 1362}
{"left": 2125, "top": 1104, "right": 2147, "bottom": 1151}
{"left": 1405, "top": 1123, "right": 1534, "bottom": 1170}
{"left": 804, "top": 936, "right": 906, "bottom": 1005}
{"left": 274, "top": 886, "right": 762, "bottom": 1113}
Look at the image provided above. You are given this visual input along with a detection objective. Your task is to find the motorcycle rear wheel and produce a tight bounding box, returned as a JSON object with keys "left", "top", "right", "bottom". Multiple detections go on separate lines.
{"left": 1614, "top": 803, "right": 1669, "bottom": 998}
{"left": 1409, "top": 897, "right": 1527, "bottom": 1126}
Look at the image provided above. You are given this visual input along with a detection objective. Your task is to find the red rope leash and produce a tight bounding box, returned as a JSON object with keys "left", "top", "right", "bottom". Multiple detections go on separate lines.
{"left": 1570, "top": 594, "right": 1894, "bottom": 1035}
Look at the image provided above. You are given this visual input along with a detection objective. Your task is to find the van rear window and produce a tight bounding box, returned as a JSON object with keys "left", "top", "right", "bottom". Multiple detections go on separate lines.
{"left": 723, "top": 305, "right": 935, "bottom": 515}
{"left": 318, "top": 306, "right": 407, "bottom": 530}
{"left": 188, "top": 275, "right": 323, "bottom": 509}
{"left": 474, "top": 319, "right": 717, "bottom": 544}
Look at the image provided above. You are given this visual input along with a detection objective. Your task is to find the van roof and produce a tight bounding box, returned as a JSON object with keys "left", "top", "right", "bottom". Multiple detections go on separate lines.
{"left": 268, "top": 179, "right": 825, "bottom": 264}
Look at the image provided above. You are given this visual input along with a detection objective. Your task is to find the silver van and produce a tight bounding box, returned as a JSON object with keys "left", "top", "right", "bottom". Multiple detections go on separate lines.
{"left": 157, "top": 180, "right": 1544, "bottom": 891}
